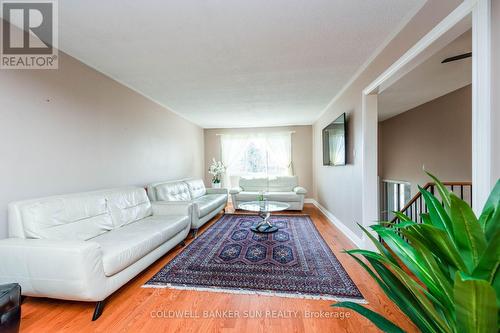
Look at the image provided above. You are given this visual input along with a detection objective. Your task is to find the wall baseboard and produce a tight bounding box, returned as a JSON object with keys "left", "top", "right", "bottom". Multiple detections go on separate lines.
{"left": 307, "top": 199, "right": 364, "bottom": 249}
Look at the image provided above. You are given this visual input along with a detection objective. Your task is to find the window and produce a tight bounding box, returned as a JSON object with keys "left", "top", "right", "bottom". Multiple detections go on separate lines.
{"left": 220, "top": 132, "right": 292, "bottom": 187}
{"left": 380, "top": 180, "right": 411, "bottom": 221}
{"left": 237, "top": 142, "right": 267, "bottom": 175}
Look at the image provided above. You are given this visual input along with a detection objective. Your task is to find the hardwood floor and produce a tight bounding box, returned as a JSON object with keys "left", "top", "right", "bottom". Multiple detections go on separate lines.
{"left": 20, "top": 204, "right": 417, "bottom": 333}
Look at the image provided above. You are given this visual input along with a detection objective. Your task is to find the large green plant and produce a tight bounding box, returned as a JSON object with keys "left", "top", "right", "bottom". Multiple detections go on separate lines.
{"left": 333, "top": 173, "right": 499, "bottom": 333}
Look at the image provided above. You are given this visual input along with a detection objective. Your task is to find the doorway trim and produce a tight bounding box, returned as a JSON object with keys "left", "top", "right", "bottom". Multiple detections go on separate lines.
{"left": 360, "top": 0, "right": 491, "bottom": 249}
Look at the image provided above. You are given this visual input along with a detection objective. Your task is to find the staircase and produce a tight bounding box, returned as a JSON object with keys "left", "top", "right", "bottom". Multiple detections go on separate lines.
{"left": 391, "top": 182, "right": 472, "bottom": 225}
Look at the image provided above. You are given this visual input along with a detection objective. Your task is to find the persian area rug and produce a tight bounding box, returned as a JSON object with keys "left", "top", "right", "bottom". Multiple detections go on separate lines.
{"left": 144, "top": 214, "right": 365, "bottom": 302}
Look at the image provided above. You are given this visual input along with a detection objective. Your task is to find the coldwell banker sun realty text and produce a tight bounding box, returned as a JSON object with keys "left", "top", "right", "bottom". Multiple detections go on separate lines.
{"left": 1, "top": 0, "right": 58, "bottom": 69}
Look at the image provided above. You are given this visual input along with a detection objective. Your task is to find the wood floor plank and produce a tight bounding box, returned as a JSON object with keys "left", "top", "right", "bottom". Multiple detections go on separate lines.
{"left": 19, "top": 204, "right": 418, "bottom": 333}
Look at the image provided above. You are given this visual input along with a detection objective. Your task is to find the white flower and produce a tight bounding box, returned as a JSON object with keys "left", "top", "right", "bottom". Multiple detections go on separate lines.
{"left": 208, "top": 158, "right": 225, "bottom": 183}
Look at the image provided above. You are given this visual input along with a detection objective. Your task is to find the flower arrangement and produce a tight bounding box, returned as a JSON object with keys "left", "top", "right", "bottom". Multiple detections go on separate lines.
{"left": 208, "top": 159, "right": 225, "bottom": 185}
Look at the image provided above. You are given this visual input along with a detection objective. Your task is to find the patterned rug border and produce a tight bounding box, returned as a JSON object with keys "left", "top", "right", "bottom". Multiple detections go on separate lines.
{"left": 143, "top": 213, "right": 366, "bottom": 303}
{"left": 141, "top": 284, "right": 368, "bottom": 303}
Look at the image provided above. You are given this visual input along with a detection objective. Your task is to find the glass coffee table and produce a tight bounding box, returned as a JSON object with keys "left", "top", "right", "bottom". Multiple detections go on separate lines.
{"left": 238, "top": 201, "right": 290, "bottom": 233}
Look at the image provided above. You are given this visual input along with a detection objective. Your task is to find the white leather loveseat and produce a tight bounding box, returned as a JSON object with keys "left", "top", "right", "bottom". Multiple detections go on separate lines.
{"left": 230, "top": 176, "right": 307, "bottom": 210}
{"left": 147, "top": 179, "right": 228, "bottom": 237}
{"left": 0, "top": 187, "right": 191, "bottom": 320}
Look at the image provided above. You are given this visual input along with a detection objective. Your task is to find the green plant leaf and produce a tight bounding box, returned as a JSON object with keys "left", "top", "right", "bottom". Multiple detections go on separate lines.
{"left": 382, "top": 220, "right": 417, "bottom": 230}
{"left": 419, "top": 186, "right": 454, "bottom": 238}
{"left": 399, "top": 223, "right": 459, "bottom": 280}
{"left": 388, "top": 230, "right": 454, "bottom": 304}
{"left": 393, "top": 211, "right": 412, "bottom": 222}
{"left": 426, "top": 171, "right": 452, "bottom": 209}
{"left": 366, "top": 257, "right": 445, "bottom": 333}
{"left": 478, "top": 179, "right": 500, "bottom": 241}
{"left": 420, "top": 213, "right": 432, "bottom": 225}
{"left": 349, "top": 249, "right": 454, "bottom": 327}
{"left": 454, "top": 272, "right": 497, "bottom": 333}
{"left": 450, "top": 194, "right": 487, "bottom": 272}
{"left": 359, "top": 223, "right": 398, "bottom": 265}
{"left": 493, "top": 265, "right": 500, "bottom": 311}
{"left": 344, "top": 251, "right": 440, "bottom": 333}
{"left": 401, "top": 223, "right": 467, "bottom": 273}
{"left": 332, "top": 302, "right": 406, "bottom": 333}
{"left": 373, "top": 225, "right": 454, "bottom": 299}
{"left": 372, "top": 226, "right": 424, "bottom": 274}
{"left": 472, "top": 228, "right": 500, "bottom": 283}
{"left": 343, "top": 173, "right": 500, "bottom": 333}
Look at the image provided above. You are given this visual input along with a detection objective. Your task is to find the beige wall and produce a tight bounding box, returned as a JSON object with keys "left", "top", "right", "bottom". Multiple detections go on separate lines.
{"left": 0, "top": 52, "right": 204, "bottom": 239}
{"left": 204, "top": 126, "right": 313, "bottom": 197}
{"left": 312, "top": 0, "right": 463, "bottom": 237}
{"left": 379, "top": 85, "right": 472, "bottom": 195}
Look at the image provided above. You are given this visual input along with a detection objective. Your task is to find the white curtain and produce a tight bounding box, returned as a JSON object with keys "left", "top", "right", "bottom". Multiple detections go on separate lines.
{"left": 220, "top": 134, "right": 250, "bottom": 188}
{"left": 265, "top": 132, "right": 293, "bottom": 175}
{"left": 329, "top": 132, "right": 345, "bottom": 165}
{"left": 220, "top": 132, "right": 293, "bottom": 188}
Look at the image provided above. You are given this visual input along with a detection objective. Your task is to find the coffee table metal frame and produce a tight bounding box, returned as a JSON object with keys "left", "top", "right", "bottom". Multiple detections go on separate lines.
{"left": 238, "top": 201, "right": 290, "bottom": 233}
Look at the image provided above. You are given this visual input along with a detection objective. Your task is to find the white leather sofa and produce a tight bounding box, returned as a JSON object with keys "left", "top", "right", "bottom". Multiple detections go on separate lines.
{"left": 0, "top": 187, "right": 191, "bottom": 320}
{"left": 147, "top": 179, "right": 228, "bottom": 237}
{"left": 230, "top": 176, "right": 307, "bottom": 210}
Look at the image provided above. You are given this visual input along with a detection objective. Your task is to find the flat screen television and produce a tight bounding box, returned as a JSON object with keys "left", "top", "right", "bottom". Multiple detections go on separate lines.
{"left": 322, "top": 113, "right": 347, "bottom": 166}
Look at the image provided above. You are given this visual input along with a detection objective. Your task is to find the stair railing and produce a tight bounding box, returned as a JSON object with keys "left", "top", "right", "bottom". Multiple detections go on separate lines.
{"left": 390, "top": 181, "right": 472, "bottom": 225}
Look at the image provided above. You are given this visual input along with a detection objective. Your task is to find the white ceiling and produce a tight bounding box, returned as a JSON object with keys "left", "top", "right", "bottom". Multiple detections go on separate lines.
{"left": 58, "top": 0, "right": 424, "bottom": 128}
{"left": 378, "top": 29, "right": 472, "bottom": 121}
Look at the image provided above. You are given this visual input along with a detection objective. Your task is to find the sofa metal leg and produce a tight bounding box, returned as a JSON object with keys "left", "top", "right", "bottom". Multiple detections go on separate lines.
{"left": 92, "top": 300, "right": 105, "bottom": 321}
{"left": 191, "top": 229, "right": 198, "bottom": 238}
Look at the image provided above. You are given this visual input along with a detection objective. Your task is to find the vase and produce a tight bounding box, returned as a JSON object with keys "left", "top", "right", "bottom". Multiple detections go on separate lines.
{"left": 212, "top": 182, "right": 221, "bottom": 189}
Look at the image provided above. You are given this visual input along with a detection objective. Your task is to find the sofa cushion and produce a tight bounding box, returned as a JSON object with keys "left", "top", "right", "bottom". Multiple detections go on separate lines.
{"left": 233, "top": 191, "right": 261, "bottom": 202}
{"left": 234, "top": 191, "right": 302, "bottom": 203}
{"left": 105, "top": 188, "right": 152, "bottom": 228}
{"left": 92, "top": 215, "right": 189, "bottom": 276}
{"left": 184, "top": 179, "right": 206, "bottom": 199}
{"left": 20, "top": 194, "right": 114, "bottom": 241}
{"left": 239, "top": 177, "right": 268, "bottom": 191}
{"left": 238, "top": 176, "right": 298, "bottom": 192}
{"left": 193, "top": 194, "right": 227, "bottom": 217}
{"left": 294, "top": 186, "right": 307, "bottom": 195}
{"left": 155, "top": 181, "right": 192, "bottom": 201}
{"left": 268, "top": 176, "right": 298, "bottom": 192}
{"left": 265, "top": 191, "right": 303, "bottom": 202}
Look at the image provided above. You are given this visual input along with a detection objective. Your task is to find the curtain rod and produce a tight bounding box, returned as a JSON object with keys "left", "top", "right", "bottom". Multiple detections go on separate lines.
{"left": 215, "top": 131, "right": 296, "bottom": 136}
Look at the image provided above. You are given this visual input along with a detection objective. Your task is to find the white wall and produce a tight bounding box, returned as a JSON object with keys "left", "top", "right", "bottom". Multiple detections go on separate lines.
{"left": 0, "top": 52, "right": 204, "bottom": 238}
{"left": 312, "top": 0, "right": 463, "bottom": 237}
{"left": 379, "top": 85, "right": 472, "bottom": 196}
{"left": 492, "top": 0, "right": 500, "bottom": 185}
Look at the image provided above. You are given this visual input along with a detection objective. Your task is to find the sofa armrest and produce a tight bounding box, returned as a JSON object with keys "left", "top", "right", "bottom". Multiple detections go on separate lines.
{"left": 0, "top": 238, "right": 107, "bottom": 301}
{"left": 293, "top": 186, "right": 307, "bottom": 195}
{"left": 151, "top": 201, "right": 193, "bottom": 217}
{"left": 229, "top": 187, "right": 243, "bottom": 195}
{"left": 205, "top": 188, "right": 228, "bottom": 195}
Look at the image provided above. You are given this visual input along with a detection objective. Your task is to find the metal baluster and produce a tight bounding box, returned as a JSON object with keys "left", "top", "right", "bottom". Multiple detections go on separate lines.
{"left": 419, "top": 196, "right": 422, "bottom": 223}
{"left": 470, "top": 185, "right": 473, "bottom": 209}
{"left": 397, "top": 184, "right": 401, "bottom": 212}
